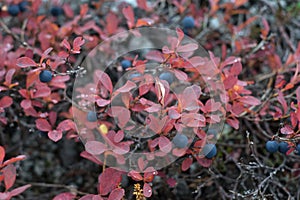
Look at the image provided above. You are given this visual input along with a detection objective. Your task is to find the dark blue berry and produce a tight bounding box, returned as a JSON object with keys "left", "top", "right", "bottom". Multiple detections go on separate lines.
{"left": 202, "top": 144, "right": 217, "bottom": 159}
{"left": 50, "top": 6, "right": 63, "bottom": 17}
{"left": 159, "top": 72, "right": 174, "bottom": 85}
{"left": 121, "top": 60, "right": 131, "bottom": 69}
{"left": 265, "top": 141, "right": 279, "bottom": 153}
{"left": 87, "top": 111, "right": 97, "bottom": 122}
{"left": 182, "top": 16, "right": 195, "bottom": 29}
{"left": 8, "top": 5, "right": 20, "bottom": 16}
{"left": 173, "top": 134, "right": 189, "bottom": 148}
{"left": 18, "top": 1, "right": 28, "bottom": 12}
{"left": 296, "top": 144, "right": 300, "bottom": 155}
{"left": 278, "top": 142, "right": 289, "bottom": 154}
{"left": 39, "top": 70, "right": 52, "bottom": 83}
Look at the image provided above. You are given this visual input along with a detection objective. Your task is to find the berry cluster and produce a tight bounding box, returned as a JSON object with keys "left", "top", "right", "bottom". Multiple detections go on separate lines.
{"left": 7, "top": 1, "right": 28, "bottom": 16}
{"left": 4, "top": 2, "right": 64, "bottom": 17}
{"left": 265, "top": 140, "right": 300, "bottom": 155}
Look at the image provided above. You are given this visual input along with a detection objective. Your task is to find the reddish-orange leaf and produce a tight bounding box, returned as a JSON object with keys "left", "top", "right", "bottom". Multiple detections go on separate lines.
{"left": 122, "top": 6, "right": 135, "bottom": 29}
{"left": 35, "top": 119, "right": 52, "bottom": 132}
{"left": 16, "top": 57, "right": 37, "bottom": 68}
{"left": 0, "top": 146, "right": 5, "bottom": 165}
{"left": 3, "top": 164, "right": 16, "bottom": 190}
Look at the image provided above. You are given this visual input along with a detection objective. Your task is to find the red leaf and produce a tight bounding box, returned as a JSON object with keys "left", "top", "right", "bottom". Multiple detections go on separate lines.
{"left": 4, "top": 69, "right": 15, "bottom": 86}
{"left": 49, "top": 111, "right": 57, "bottom": 127}
{"left": 137, "top": 0, "right": 148, "bottom": 11}
{"left": 62, "top": 39, "right": 71, "bottom": 51}
{"left": 32, "top": 86, "right": 51, "bottom": 98}
{"left": 239, "top": 96, "right": 261, "bottom": 106}
{"left": 296, "top": 86, "right": 300, "bottom": 106}
{"left": 182, "top": 157, "right": 193, "bottom": 171}
{"left": 0, "top": 146, "right": 4, "bottom": 165}
{"left": 10, "top": 184, "right": 31, "bottom": 197}
{"left": 3, "top": 164, "right": 16, "bottom": 190}
{"left": 0, "top": 193, "right": 9, "bottom": 199}
{"left": 72, "top": 37, "right": 85, "bottom": 54}
{"left": 95, "top": 70, "right": 113, "bottom": 94}
{"left": 98, "top": 168, "right": 122, "bottom": 195}
{"left": 35, "top": 119, "right": 52, "bottom": 131}
{"left": 176, "top": 28, "right": 184, "bottom": 44}
{"left": 181, "top": 113, "right": 205, "bottom": 127}
{"left": 62, "top": 4, "right": 74, "bottom": 18}
{"left": 16, "top": 57, "right": 37, "bottom": 68}
{"left": 116, "top": 81, "right": 136, "bottom": 93}
{"left": 159, "top": 136, "right": 172, "bottom": 153}
{"left": 237, "top": 16, "right": 257, "bottom": 32}
{"left": 148, "top": 115, "right": 165, "bottom": 133}
{"left": 136, "top": 18, "right": 154, "bottom": 27}
{"left": 0, "top": 96, "right": 13, "bottom": 109}
{"left": 278, "top": 91, "right": 288, "bottom": 114}
{"left": 57, "top": 120, "right": 76, "bottom": 132}
{"left": 166, "top": 178, "right": 177, "bottom": 187}
{"left": 177, "top": 43, "right": 198, "bottom": 53}
{"left": 40, "top": 47, "right": 53, "bottom": 64}
{"left": 196, "top": 157, "right": 213, "bottom": 168}
{"left": 172, "top": 148, "right": 187, "bottom": 157}
{"left": 221, "top": 56, "right": 240, "bottom": 69}
{"left": 110, "top": 106, "right": 130, "bottom": 128}
{"left": 226, "top": 118, "right": 239, "bottom": 129}
{"left": 114, "top": 130, "right": 124, "bottom": 143}
{"left": 223, "top": 76, "right": 238, "bottom": 90}
{"left": 145, "top": 50, "right": 164, "bottom": 62}
{"left": 128, "top": 170, "right": 143, "bottom": 181}
{"left": 280, "top": 125, "right": 294, "bottom": 135}
{"left": 137, "top": 157, "right": 146, "bottom": 171}
{"left": 122, "top": 5, "right": 135, "bottom": 29}
{"left": 53, "top": 192, "right": 76, "bottom": 200}
{"left": 143, "top": 183, "right": 152, "bottom": 198}
{"left": 48, "top": 130, "right": 63, "bottom": 142}
{"left": 106, "top": 12, "right": 119, "bottom": 35}
{"left": 139, "top": 82, "right": 153, "bottom": 96}
{"left": 113, "top": 141, "right": 133, "bottom": 155}
{"left": 79, "top": 194, "right": 103, "bottom": 200}
{"left": 173, "top": 69, "right": 188, "bottom": 81}
{"left": 2, "top": 155, "right": 26, "bottom": 167}
{"left": 80, "top": 151, "right": 103, "bottom": 165}
{"left": 85, "top": 141, "right": 107, "bottom": 155}
{"left": 108, "top": 188, "right": 125, "bottom": 200}
{"left": 230, "top": 61, "right": 242, "bottom": 75}
{"left": 168, "top": 109, "right": 181, "bottom": 119}
{"left": 80, "top": 3, "right": 89, "bottom": 17}
{"left": 96, "top": 99, "right": 111, "bottom": 107}
{"left": 189, "top": 56, "right": 206, "bottom": 67}
{"left": 202, "top": 99, "right": 222, "bottom": 113}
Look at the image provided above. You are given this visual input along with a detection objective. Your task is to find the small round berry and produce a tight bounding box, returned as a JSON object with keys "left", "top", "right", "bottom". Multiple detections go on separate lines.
{"left": 173, "top": 134, "right": 189, "bottom": 148}
{"left": 182, "top": 16, "right": 195, "bottom": 29}
{"left": 18, "top": 1, "right": 28, "bottom": 12}
{"left": 159, "top": 72, "right": 174, "bottom": 85}
{"left": 278, "top": 142, "right": 289, "bottom": 154}
{"left": 8, "top": 5, "right": 20, "bottom": 16}
{"left": 265, "top": 141, "right": 279, "bottom": 153}
{"left": 39, "top": 70, "right": 52, "bottom": 83}
{"left": 50, "top": 6, "right": 63, "bottom": 17}
{"left": 87, "top": 111, "right": 97, "bottom": 122}
{"left": 296, "top": 144, "right": 300, "bottom": 155}
{"left": 121, "top": 60, "right": 131, "bottom": 69}
{"left": 202, "top": 144, "right": 217, "bottom": 159}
